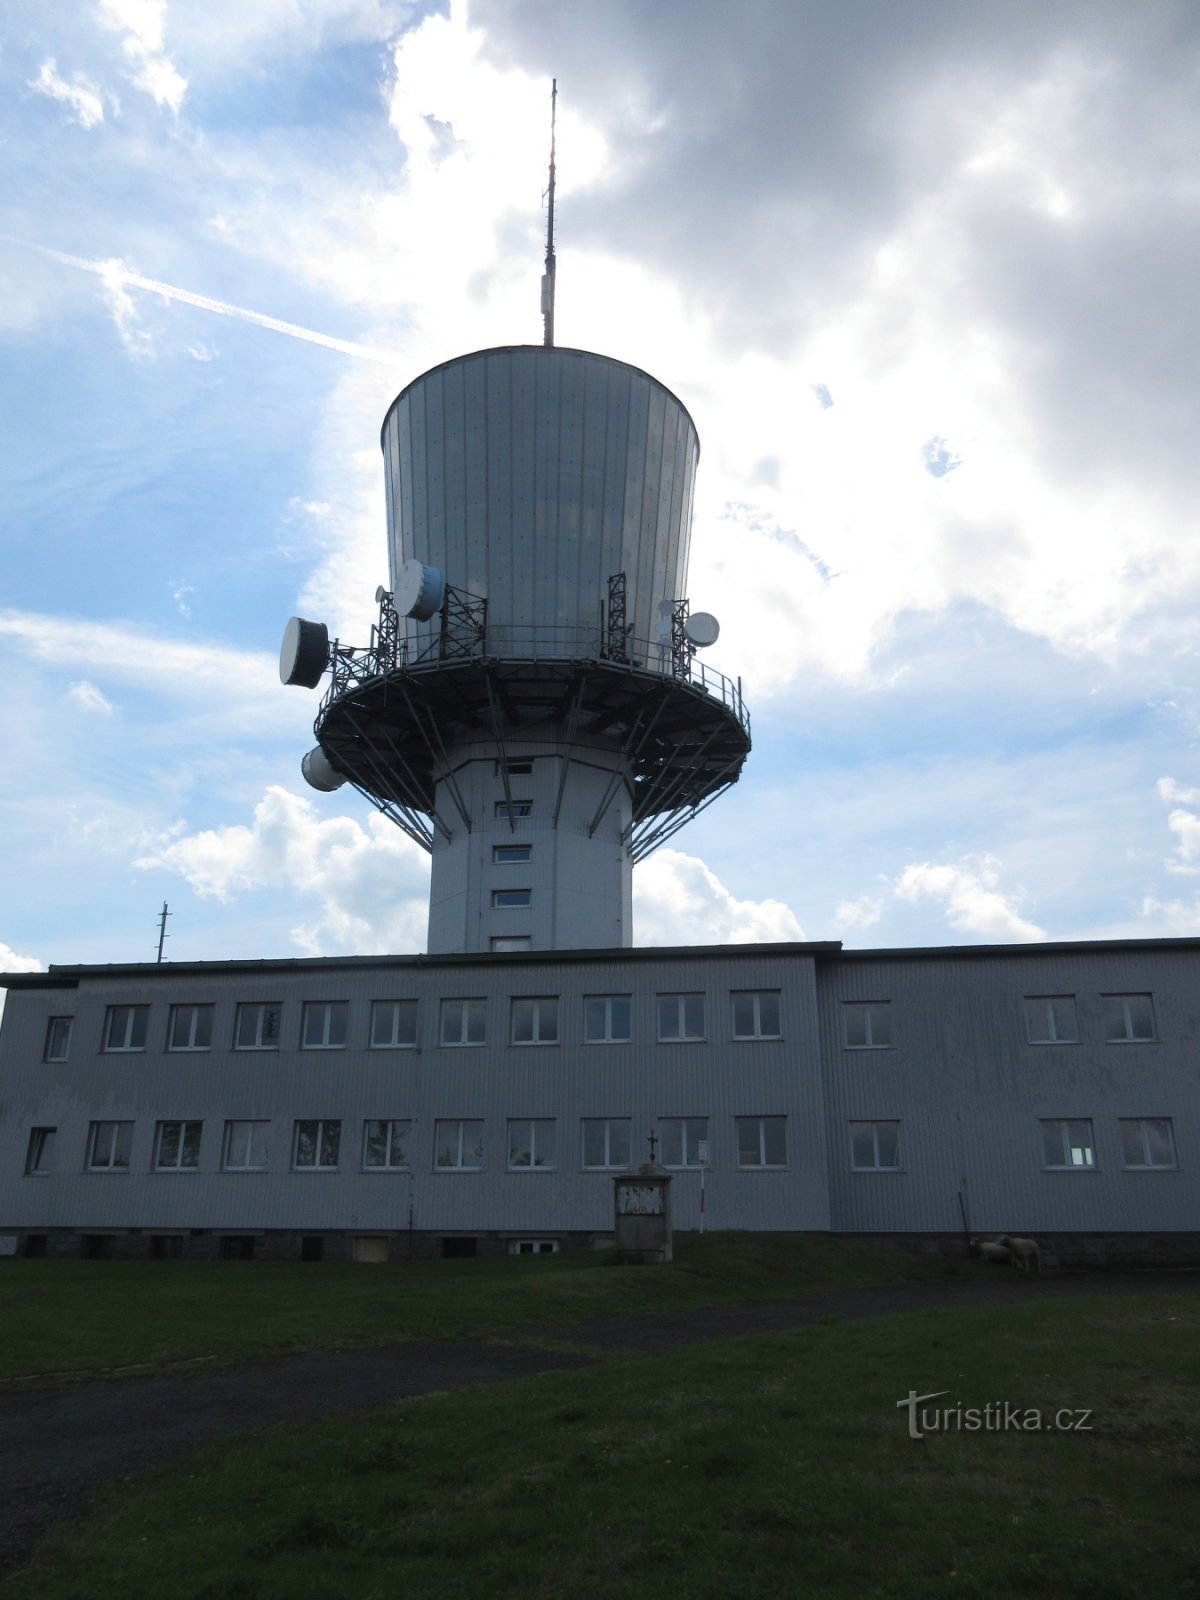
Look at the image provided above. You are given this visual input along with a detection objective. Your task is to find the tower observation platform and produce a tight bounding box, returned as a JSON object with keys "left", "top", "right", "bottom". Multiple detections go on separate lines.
{"left": 281, "top": 344, "right": 750, "bottom": 953}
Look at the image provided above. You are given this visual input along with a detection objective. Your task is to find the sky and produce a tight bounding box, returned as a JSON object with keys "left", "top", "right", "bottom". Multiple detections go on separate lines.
{"left": 3, "top": 0, "right": 1200, "bottom": 977}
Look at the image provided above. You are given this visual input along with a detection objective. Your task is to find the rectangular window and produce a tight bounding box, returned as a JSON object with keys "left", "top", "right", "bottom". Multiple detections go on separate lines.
{"left": 44, "top": 1017, "right": 72, "bottom": 1062}
{"left": 435, "top": 1118, "right": 484, "bottom": 1171}
{"left": 844, "top": 1002, "right": 892, "bottom": 1049}
{"left": 25, "top": 1127, "right": 56, "bottom": 1175}
{"left": 495, "top": 800, "right": 533, "bottom": 819}
{"left": 660, "top": 1116, "right": 709, "bottom": 1168}
{"left": 849, "top": 1121, "right": 901, "bottom": 1171}
{"left": 440, "top": 998, "right": 486, "bottom": 1046}
{"left": 363, "top": 1119, "right": 413, "bottom": 1169}
{"left": 167, "top": 1005, "right": 213, "bottom": 1052}
{"left": 508, "top": 1118, "right": 557, "bottom": 1169}
{"left": 732, "top": 991, "right": 781, "bottom": 1040}
{"left": 493, "top": 844, "right": 532, "bottom": 864}
{"left": 103, "top": 1005, "right": 148, "bottom": 1052}
{"left": 582, "top": 1117, "right": 631, "bottom": 1169}
{"left": 154, "top": 1121, "right": 202, "bottom": 1171}
{"left": 301, "top": 1001, "right": 348, "bottom": 1049}
{"left": 294, "top": 1120, "right": 341, "bottom": 1169}
{"left": 495, "top": 759, "right": 534, "bottom": 776}
{"left": 736, "top": 1115, "right": 787, "bottom": 1167}
{"left": 492, "top": 888, "right": 532, "bottom": 909}
{"left": 1120, "top": 1118, "right": 1176, "bottom": 1169}
{"left": 657, "top": 994, "right": 705, "bottom": 1042}
{"left": 223, "top": 1120, "right": 268, "bottom": 1171}
{"left": 511, "top": 996, "right": 558, "bottom": 1045}
{"left": 234, "top": 1003, "right": 282, "bottom": 1050}
{"left": 1024, "top": 995, "right": 1078, "bottom": 1044}
{"left": 1041, "top": 1118, "right": 1096, "bottom": 1169}
{"left": 1102, "top": 994, "right": 1156, "bottom": 1043}
{"left": 584, "top": 995, "right": 632, "bottom": 1043}
{"left": 491, "top": 937, "right": 532, "bottom": 952}
{"left": 370, "top": 1000, "right": 417, "bottom": 1049}
{"left": 88, "top": 1121, "right": 134, "bottom": 1171}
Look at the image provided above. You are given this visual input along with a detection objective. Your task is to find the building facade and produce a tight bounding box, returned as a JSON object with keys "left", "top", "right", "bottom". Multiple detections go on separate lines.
{"left": 2, "top": 936, "right": 1197, "bottom": 1264}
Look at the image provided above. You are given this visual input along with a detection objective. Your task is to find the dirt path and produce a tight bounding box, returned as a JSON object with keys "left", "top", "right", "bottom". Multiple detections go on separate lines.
{"left": 2, "top": 1271, "right": 1195, "bottom": 1576}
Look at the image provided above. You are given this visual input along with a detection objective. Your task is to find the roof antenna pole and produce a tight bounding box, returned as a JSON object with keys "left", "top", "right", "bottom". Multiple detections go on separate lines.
{"left": 541, "top": 78, "right": 557, "bottom": 348}
{"left": 156, "top": 901, "right": 170, "bottom": 963}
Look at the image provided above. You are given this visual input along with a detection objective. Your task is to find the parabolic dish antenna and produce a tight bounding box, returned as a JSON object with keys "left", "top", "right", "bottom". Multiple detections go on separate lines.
{"left": 395, "top": 559, "right": 446, "bottom": 621}
{"left": 684, "top": 612, "right": 720, "bottom": 648}
{"left": 301, "top": 747, "right": 346, "bottom": 792}
{"left": 280, "top": 617, "right": 330, "bottom": 687}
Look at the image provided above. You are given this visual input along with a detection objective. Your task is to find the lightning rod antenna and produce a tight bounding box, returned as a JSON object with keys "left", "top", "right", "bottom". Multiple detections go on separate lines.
{"left": 541, "top": 78, "right": 557, "bottom": 348}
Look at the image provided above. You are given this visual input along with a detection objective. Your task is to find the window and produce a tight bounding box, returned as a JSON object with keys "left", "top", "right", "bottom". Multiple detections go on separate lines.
{"left": 154, "top": 1121, "right": 202, "bottom": 1171}
{"left": 302, "top": 1001, "right": 348, "bottom": 1049}
{"left": 495, "top": 759, "right": 534, "bottom": 776}
{"left": 363, "top": 1119, "right": 413, "bottom": 1169}
{"left": 440, "top": 998, "right": 486, "bottom": 1046}
{"left": 25, "top": 1127, "right": 56, "bottom": 1175}
{"left": 584, "top": 995, "right": 631, "bottom": 1043}
{"left": 493, "top": 844, "right": 532, "bottom": 864}
{"left": 849, "top": 1121, "right": 901, "bottom": 1171}
{"left": 508, "top": 1118, "right": 557, "bottom": 1169}
{"left": 657, "top": 994, "right": 705, "bottom": 1042}
{"left": 235, "top": 1003, "right": 281, "bottom": 1050}
{"left": 435, "top": 1119, "right": 484, "bottom": 1170}
{"left": 844, "top": 1002, "right": 892, "bottom": 1048}
{"left": 370, "top": 1000, "right": 417, "bottom": 1049}
{"left": 492, "top": 888, "right": 532, "bottom": 909}
{"left": 167, "top": 1005, "right": 213, "bottom": 1051}
{"left": 495, "top": 799, "right": 533, "bottom": 819}
{"left": 1103, "top": 994, "right": 1156, "bottom": 1043}
{"left": 582, "top": 1117, "right": 631, "bottom": 1169}
{"left": 150, "top": 1236, "right": 184, "bottom": 1260}
{"left": 223, "top": 1120, "right": 268, "bottom": 1171}
{"left": 491, "top": 937, "right": 531, "bottom": 952}
{"left": 1120, "top": 1118, "right": 1176, "bottom": 1169}
{"left": 511, "top": 1239, "right": 559, "bottom": 1254}
{"left": 103, "top": 1005, "right": 148, "bottom": 1052}
{"left": 1024, "top": 995, "right": 1078, "bottom": 1045}
{"left": 44, "top": 1017, "right": 72, "bottom": 1062}
{"left": 88, "top": 1121, "right": 134, "bottom": 1171}
{"left": 736, "top": 1115, "right": 787, "bottom": 1168}
{"left": 1041, "top": 1118, "right": 1096, "bottom": 1169}
{"left": 660, "top": 1116, "right": 709, "bottom": 1168}
{"left": 732, "top": 991, "right": 781, "bottom": 1040}
{"left": 511, "top": 996, "right": 558, "bottom": 1044}
{"left": 294, "top": 1120, "right": 341, "bottom": 1170}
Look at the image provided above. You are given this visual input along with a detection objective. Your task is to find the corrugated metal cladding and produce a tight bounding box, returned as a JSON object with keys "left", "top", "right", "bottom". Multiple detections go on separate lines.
{"left": 381, "top": 347, "right": 699, "bottom": 666}
{"left": 2, "top": 939, "right": 1199, "bottom": 1247}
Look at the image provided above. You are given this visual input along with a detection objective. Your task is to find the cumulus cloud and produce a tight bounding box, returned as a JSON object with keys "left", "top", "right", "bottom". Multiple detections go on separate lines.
{"left": 66, "top": 680, "right": 116, "bottom": 715}
{"left": 1155, "top": 775, "right": 1200, "bottom": 876}
{"left": 634, "top": 848, "right": 804, "bottom": 946}
{"left": 0, "top": 941, "right": 43, "bottom": 1023}
{"left": 834, "top": 894, "right": 883, "bottom": 933}
{"left": 894, "top": 855, "right": 1045, "bottom": 942}
{"left": 135, "top": 786, "right": 430, "bottom": 955}
{"left": 27, "top": 59, "right": 107, "bottom": 128}
{"left": 99, "top": 0, "right": 187, "bottom": 113}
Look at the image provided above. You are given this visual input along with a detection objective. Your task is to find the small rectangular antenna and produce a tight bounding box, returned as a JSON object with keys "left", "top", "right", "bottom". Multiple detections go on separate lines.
{"left": 541, "top": 78, "right": 557, "bottom": 348}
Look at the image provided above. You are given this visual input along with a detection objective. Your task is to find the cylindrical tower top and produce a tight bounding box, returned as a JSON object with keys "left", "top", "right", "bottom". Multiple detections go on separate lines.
{"left": 380, "top": 346, "right": 700, "bottom": 668}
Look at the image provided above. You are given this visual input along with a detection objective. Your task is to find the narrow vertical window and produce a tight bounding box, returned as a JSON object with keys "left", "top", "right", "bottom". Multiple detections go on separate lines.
{"left": 44, "top": 1018, "right": 72, "bottom": 1062}
{"left": 25, "top": 1127, "right": 57, "bottom": 1174}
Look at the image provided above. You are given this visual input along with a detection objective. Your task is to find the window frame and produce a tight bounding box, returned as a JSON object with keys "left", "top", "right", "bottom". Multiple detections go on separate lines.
{"left": 493, "top": 844, "right": 532, "bottom": 864}
{"left": 507, "top": 1117, "right": 558, "bottom": 1171}
{"left": 1023, "top": 994, "right": 1079, "bottom": 1045}
{"left": 44, "top": 1017, "right": 72, "bottom": 1062}
{"left": 657, "top": 993, "right": 705, "bottom": 1043}
{"left": 843, "top": 1002, "right": 893, "bottom": 1050}
{"left": 848, "top": 1120, "right": 902, "bottom": 1172}
{"left": 510, "top": 995, "right": 559, "bottom": 1046}
{"left": 731, "top": 991, "right": 782, "bottom": 1041}
{"left": 233, "top": 1003, "right": 282, "bottom": 1051}
{"left": 434, "top": 1118, "right": 484, "bottom": 1172}
{"left": 1040, "top": 1118, "right": 1097, "bottom": 1171}
{"left": 735, "top": 1114, "right": 788, "bottom": 1169}
{"left": 293, "top": 1119, "right": 342, "bottom": 1171}
{"left": 581, "top": 1117, "right": 632, "bottom": 1170}
{"left": 583, "top": 994, "right": 632, "bottom": 1044}
{"left": 301, "top": 1000, "right": 349, "bottom": 1051}
{"left": 223, "top": 1120, "right": 269, "bottom": 1172}
{"left": 492, "top": 888, "right": 532, "bottom": 909}
{"left": 362, "top": 1119, "right": 414, "bottom": 1170}
{"left": 440, "top": 998, "right": 487, "bottom": 1047}
{"left": 167, "top": 1004, "right": 214, "bottom": 1053}
{"left": 1102, "top": 993, "right": 1157, "bottom": 1044}
{"left": 154, "top": 1120, "right": 203, "bottom": 1172}
{"left": 659, "top": 1115, "right": 710, "bottom": 1169}
{"left": 369, "top": 999, "right": 418, "bottom": 1050}
{"left": 491, "top": 937, "right": 532, "bottom": 952}
{"left": 1119, "top": 1117, "right": 1177, "bottom": 1170}
{"left": 494, "top": 799, "right": 533, "bottom": 820}
{"left": 103, "top": 1005, "right": 148, "bottom": 1053}
{"left": 87, "top": 1120, "right": 134, "bottom": 1172}
{"left": 25, "top": 1126, "right": 57, "bottom": 1175}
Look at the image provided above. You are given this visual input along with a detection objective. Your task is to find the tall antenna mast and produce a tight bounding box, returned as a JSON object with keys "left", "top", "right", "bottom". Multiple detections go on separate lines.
{"left": 156, "top": 901, "right": 170, "bottom": 963}
{"left": 541, "top": 78, "right": 557, "bottom": 348}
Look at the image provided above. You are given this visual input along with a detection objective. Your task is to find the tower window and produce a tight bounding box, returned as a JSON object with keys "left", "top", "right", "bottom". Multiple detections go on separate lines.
{"left": 493, "top": 844, "right": 532, "bottom": 864}
{"left": 495, "top": 800, "right": 533, "bottom": 819}
{"left": 494, "top": 760, "right": 534, "bottom": 776}
{"left": 493, "top": 888, "right": 532, "bottom": 909}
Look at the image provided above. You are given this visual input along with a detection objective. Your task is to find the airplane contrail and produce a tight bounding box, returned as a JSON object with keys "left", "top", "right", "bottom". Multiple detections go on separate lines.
{"left": 5, "top": 237, "right": 399, "bottom": 367}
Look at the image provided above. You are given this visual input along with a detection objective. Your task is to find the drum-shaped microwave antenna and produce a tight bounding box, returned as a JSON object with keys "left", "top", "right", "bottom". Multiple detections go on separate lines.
{"left": 280, "top": 617, "right": 330, "bottom": 687}
{"left": 301, "top": 747, "right": 346, "bottom": 792}
{"left": 684, "top": 612, "right": 720, "bottom": 648}
{"left": 394, "top": 559, "right": 445, "bottom": 621}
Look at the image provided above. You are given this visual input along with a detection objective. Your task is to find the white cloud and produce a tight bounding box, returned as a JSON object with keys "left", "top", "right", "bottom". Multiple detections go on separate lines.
{"left": 1155, "top": 777, "right": 1200, "bottom": 877}
{"left": 99, "top": 0, "right": 187, "bottom": 113}
{"left": 834, "top": 895, "right": 883, "bottom": 933}
{"left": 27, "top": 59, "right": 106, "bottom": 129}
{"left": 894, "top": 855, "right": 1045, "bottom": 942}
{"left": 634, "top": 848, "right": 804, "bottom": 946}
{"left": 0, "top": 941, "right": 42, "bottom": 975}
{"left": 135, "top": 786, "right": 430, "bottom": 954}
{"left": 1140, "top": 893, "right": 1200, "bottom": 935}
{"left": 66, "top": 680, "right": 116, "bottom": 715}
{"left": 97, "top": 257, "right": 156, "bottom": 359}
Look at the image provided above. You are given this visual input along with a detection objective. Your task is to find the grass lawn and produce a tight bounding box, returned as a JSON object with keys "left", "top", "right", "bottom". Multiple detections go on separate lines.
{"left": 0, "top": 1233, "right": 970, "bottom": 1382}
{"left": 4, "top": 1292, "right": 1198, "bottom": 1600}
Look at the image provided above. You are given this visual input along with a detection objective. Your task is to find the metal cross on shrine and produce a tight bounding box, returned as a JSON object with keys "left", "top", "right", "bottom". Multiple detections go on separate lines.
{"left": 647, "top": 1129, "right": 658, "bottom": 1162}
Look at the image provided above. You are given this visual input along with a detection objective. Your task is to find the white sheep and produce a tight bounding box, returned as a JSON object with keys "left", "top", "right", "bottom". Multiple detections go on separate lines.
{"left": 998, "top": 1234, "right": 1041, "bottom": 1274}
{"left": 969, "top": 1237, "right": 1012, "bottom": 1265}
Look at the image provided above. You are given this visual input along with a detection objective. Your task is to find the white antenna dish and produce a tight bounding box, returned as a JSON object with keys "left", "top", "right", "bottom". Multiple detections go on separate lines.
{"left": 301, "top": 747, "right": 347, "bottom": 792}
{"left": 684, "top": 612, "right": 720, "bottom": 648}
{"left": 280, "top": 617, "right": 330, "bottom": 687}
{"left": 394, "top": 559, "right": 445, "bottom": 621}
{"left": 375, "top": 584, "right": 388, "bottom": 605}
